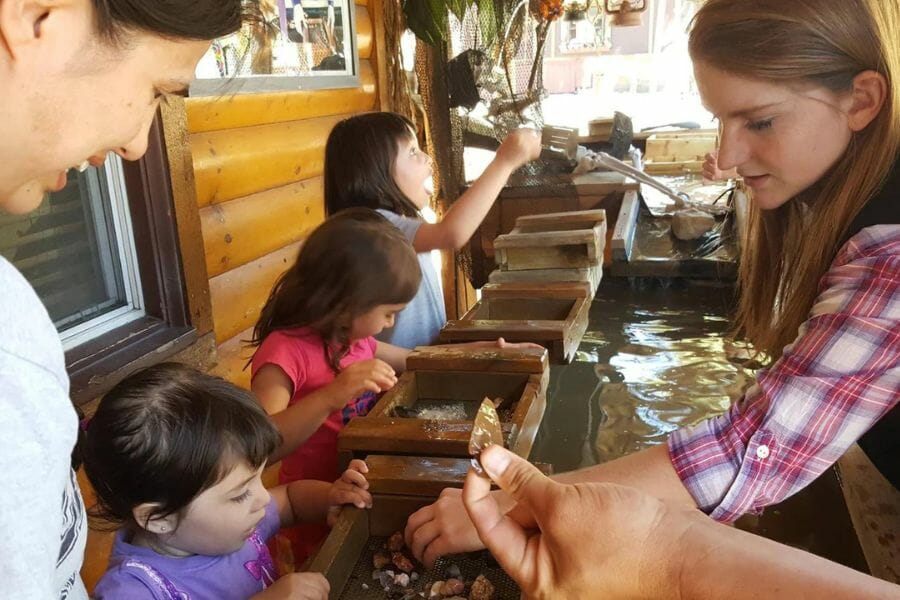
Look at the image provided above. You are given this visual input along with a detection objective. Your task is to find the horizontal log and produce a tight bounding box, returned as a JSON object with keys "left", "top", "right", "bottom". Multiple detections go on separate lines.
{"left": 186, "top": 60, "right": 376, "bottom": 134}
{"left": 201, "top": 177, "right": 324, "bottom": 277}
{"left": 209, "top": 240, "right": 303, "bottom": 344}
{"left": 192, "top": 112, "right": 348, "bottom": 207}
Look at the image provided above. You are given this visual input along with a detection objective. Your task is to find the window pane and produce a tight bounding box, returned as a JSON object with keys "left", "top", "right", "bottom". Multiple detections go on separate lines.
{"left": 0, "top": 163, "right": 140, "bottom": 334}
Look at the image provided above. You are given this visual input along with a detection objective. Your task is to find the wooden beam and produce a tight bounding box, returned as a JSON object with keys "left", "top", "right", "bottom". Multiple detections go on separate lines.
{"left": 159, "top": 97, "right": 214, "bottom": 335}
{"left": 191, "top": 113, "right": 347, "bottom": 207}
{"left": 201, "top": 177, "right": 324, "bottom": 277}
{"left": 186, "top": 60, "right": 376, "bottom": 134}
{"left": 209, "top": 240, "right": 302, "bottom": 344}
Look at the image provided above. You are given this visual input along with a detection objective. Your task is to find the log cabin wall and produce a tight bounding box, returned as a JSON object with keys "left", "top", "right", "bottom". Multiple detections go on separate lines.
{"left": 195, "top": 0, "right": 380, "bottom": 390}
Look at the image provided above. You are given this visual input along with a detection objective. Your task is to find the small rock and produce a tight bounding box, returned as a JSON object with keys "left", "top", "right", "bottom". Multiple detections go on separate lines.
{"left": 372, "top": 569, "right": 383, "bottom": 580}
{"left": 469, "top": 574, "right": 495, "bottom": 600}
{"left": 429, "top": 581, "right": 445, "bottom": 598}
{"left": 410, "top": 572, "right": 420, "bottom": 581}
{"left": 374, "top": 550, "right": 392, "bottom": 569}
{"left": 388, "top": 531, "right": 406, "bottom": 552}
{"left": 378, "top": 571, "right": 395, "bottom": 589}
{"left": 671, "top": 208, "right": 716, "bottom": 240}
{"left": 361, "top": 583, "right": 369, "bottom": 590}
{"left": 440, "top": 578, "right": 465, "bottom": 596}
{"left": 445, "top": 564, "right": 461, "bottom": 579}
{"left": 392, "top": 551, "right": 415, "bottom": 573}
{"left": 394, "top": 573, "right": 410, "bottom": 587}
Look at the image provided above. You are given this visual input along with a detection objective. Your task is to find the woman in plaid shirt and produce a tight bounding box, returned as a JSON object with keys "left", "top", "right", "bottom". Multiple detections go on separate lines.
{"left": 408, "top": 0, "right": 899, "bottom": 587}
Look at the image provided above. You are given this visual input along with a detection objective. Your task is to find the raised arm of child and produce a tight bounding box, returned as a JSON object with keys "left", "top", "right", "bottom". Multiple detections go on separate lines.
{"left": 413, "top": 128, "right": 541, "bottom": 252}
{"left": 375, "top": 341, "right": 411, "bottom": 374}
{"left": 253, "top": 363, "right": 398, "bottom": 463}
{"left": 252, "top": 460, "right": 372, "bottom": 600}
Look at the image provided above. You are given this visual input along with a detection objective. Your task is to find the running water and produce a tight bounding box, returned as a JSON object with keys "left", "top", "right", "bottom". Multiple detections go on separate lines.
{"left": 530, "top": 278, "right": 867, "bottom": 571}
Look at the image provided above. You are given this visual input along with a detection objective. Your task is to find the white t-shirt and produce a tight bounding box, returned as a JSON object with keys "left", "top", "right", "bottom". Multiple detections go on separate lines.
{"left": 0, "top": 256, "right": 88, "bottom": 599}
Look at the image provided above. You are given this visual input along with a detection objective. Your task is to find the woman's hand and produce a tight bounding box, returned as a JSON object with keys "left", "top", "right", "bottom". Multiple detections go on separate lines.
{"left": 252, "top": 572, "right": 329, "bottom": 600}
{"left": 327, "top": 459, "right": 372, "bottom": 526}
{"left": 462, "top": 446, "right": 685, "bottom": 600}
{"left": 495, "top": 128, "right": 542, "bottom": 172}
{"left": 328, "top": 359, "right": 397, "bottom": 409}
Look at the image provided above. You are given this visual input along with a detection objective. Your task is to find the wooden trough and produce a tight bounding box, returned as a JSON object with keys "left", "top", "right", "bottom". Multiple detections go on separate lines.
{"left": 337, "top": 346, "right": 548, "bottom": 466}
{"left": 439, "top": 282, "right": 591, "bottom": 364}
{"left": 308, "top": 455, "right": 522, "bottom": 599}
{"left": 488, "top": 209, "right": 606, "bottom": 297}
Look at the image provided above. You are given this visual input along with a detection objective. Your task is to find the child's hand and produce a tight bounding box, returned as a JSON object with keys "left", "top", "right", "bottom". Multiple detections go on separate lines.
{"left": 456, "top": 338, "right": 545, "bottom": 350}
{"left": 495, "top": 127, "right": 541, "bottom": 171}
{"left": 252, "top": 572, "right": 329, "bottom": 600}
{"left": 327, "top": 459, "right": 373, "bottom": 526}
{"left": 328, "top": 359, "right": 397, "bottom": 408}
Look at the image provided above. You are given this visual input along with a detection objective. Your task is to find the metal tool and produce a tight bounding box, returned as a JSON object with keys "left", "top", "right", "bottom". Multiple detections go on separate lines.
{"left": 594, "top": 151, "right": 690, "bottom": 207}
{"left": 468, "top": 398, "right": 503, "bottom": 476}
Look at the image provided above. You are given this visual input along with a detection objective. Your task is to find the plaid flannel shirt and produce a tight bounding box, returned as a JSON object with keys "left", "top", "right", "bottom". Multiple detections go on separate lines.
{"left": 668, "top": 224, "right": 900, "bottom": 522}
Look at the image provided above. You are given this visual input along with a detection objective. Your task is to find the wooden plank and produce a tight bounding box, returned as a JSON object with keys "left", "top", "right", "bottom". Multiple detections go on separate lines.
{"left": 837, "top": 444, "right": 900, "bottom": 583}
{"left": 562, "top": 297, "right": 591, "bottom": 362}
{"left": 406, "top": 345, "right": 548, "bottom": 374}
{"left": 160, "top": 97, "right": 214, "bottom": 336}
{"left": 338, "top": 416, "right": 518, "bottom": 458}
{"left": 414, "top": 371, "right": 529, "bottom": 403}
{"left": 209, "top": 241, "right": 301, "bottom": 344}
{"left": 514, "top": 208, "right": 606, "bottom": 232}
{"left": 507, "top": 374, "right": 547, "bottom": 460}
{"left": 192, "top": 113, "right": 347, "bottom": 207}
{"left": 494, "top": 226, "right": 603, "bottom": 271}
{"left": 494, "top": 228, "right": 597, "bottom": 249}
{"left": 306, "top": 506, "right": 369, "bottom": 596}
{"left": 200, "top": 177, "right": 324, "bottom": 277}
{"left": 481, "top": 281, "right": 591, "bottom": 299}
{"left": 644, "top": 159, "right": 704, "bottom": 175}
{"left": 364, "top": 455, "right": 472, "bottom": 497}
{"left": 571, "top": 171, "right": 638, "bottom": 196}
{"left": 488, "top": 264, "right": 602, "bottom": 299}
{"left": 186, "top": 61, "right": 376, "bottom": 134}
{"left": 644, "top": 133, "right": 716, "bottom": 163}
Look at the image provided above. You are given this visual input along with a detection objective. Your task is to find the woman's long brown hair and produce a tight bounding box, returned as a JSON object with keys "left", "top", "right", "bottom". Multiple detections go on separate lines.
{"left": 248, "top": 209, "right": 421, "bottom": 372}
{"left": 690, "top": 0, "right": 900, "bottom": 361}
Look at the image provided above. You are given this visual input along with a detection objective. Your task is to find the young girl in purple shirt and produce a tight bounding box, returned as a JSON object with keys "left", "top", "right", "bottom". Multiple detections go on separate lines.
{"left": 83, "top": 363, "right": 371, "bottom": 599}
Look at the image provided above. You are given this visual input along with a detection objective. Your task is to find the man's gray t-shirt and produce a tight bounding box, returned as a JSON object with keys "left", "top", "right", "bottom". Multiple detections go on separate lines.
{"left": 375, "top": 210, "right": 446, "bottom": 349}
{"left": 0, "top": 257, "right": 88, "bottom": 599}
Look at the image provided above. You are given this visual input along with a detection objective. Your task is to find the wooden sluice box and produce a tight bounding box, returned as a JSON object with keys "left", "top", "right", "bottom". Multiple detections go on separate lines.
{"left": 488, "top": 209, "right": 606, "bottom": 297}
{"left": 438, "top": 282, "right": 591, "bottom": 364}
{"left": 337, "top": 346, "right": 548, "bottom": 466}
{"left": 308, "top": 455, "right": 524, "bottom": 599}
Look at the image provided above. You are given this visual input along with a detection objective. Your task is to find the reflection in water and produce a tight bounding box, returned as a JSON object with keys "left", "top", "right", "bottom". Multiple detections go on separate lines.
{"left": 533, "top": 278, "right": 750, "bottom": 471}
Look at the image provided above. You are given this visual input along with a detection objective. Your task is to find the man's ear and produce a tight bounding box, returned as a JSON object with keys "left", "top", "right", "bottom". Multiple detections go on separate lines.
{"left": 0, "top": 0, "right": 52, "bottom": 58}
{"left": 133, "top": 503, "right": 179, "bottom": 535}
{"left": 846, "top": 70, "right": 888, "bottom": 132}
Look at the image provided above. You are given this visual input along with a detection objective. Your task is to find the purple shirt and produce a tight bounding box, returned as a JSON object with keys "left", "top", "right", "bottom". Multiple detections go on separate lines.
{"left": 93, "top": 498, "right": 281, "bottom": 599}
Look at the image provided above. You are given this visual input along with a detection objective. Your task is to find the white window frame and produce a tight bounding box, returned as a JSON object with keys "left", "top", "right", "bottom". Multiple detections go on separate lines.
{"left": 60, "top": 156, "right": 146, "bottom": 350}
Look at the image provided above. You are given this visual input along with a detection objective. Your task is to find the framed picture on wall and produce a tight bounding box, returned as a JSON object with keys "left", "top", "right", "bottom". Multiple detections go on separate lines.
{"left": 192, "top": 0, "right": 359, "bottom": 95}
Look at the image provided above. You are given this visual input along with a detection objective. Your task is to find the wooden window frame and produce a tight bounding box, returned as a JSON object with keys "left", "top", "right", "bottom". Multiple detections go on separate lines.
{"left": 65, "top": 112, "right": 198, "bottom": 405}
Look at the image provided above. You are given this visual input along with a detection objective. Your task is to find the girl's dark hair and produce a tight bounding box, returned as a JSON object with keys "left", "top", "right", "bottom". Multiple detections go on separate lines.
{"left": 250, "top": 208, "right": 421, "bottom": 371}
{"left": 90, "top": 0, "right": 262, "bottom": 43}
{"left": 324, "top": 112, "right": 422, "bottom": 218}
{"left": 81, "top": 362, "right": 280, "bottom": 530}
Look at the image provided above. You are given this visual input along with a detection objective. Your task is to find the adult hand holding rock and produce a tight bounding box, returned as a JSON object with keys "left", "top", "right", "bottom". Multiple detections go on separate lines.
{"left": 461, "top": 445, "right": 682, "bottom": 600}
